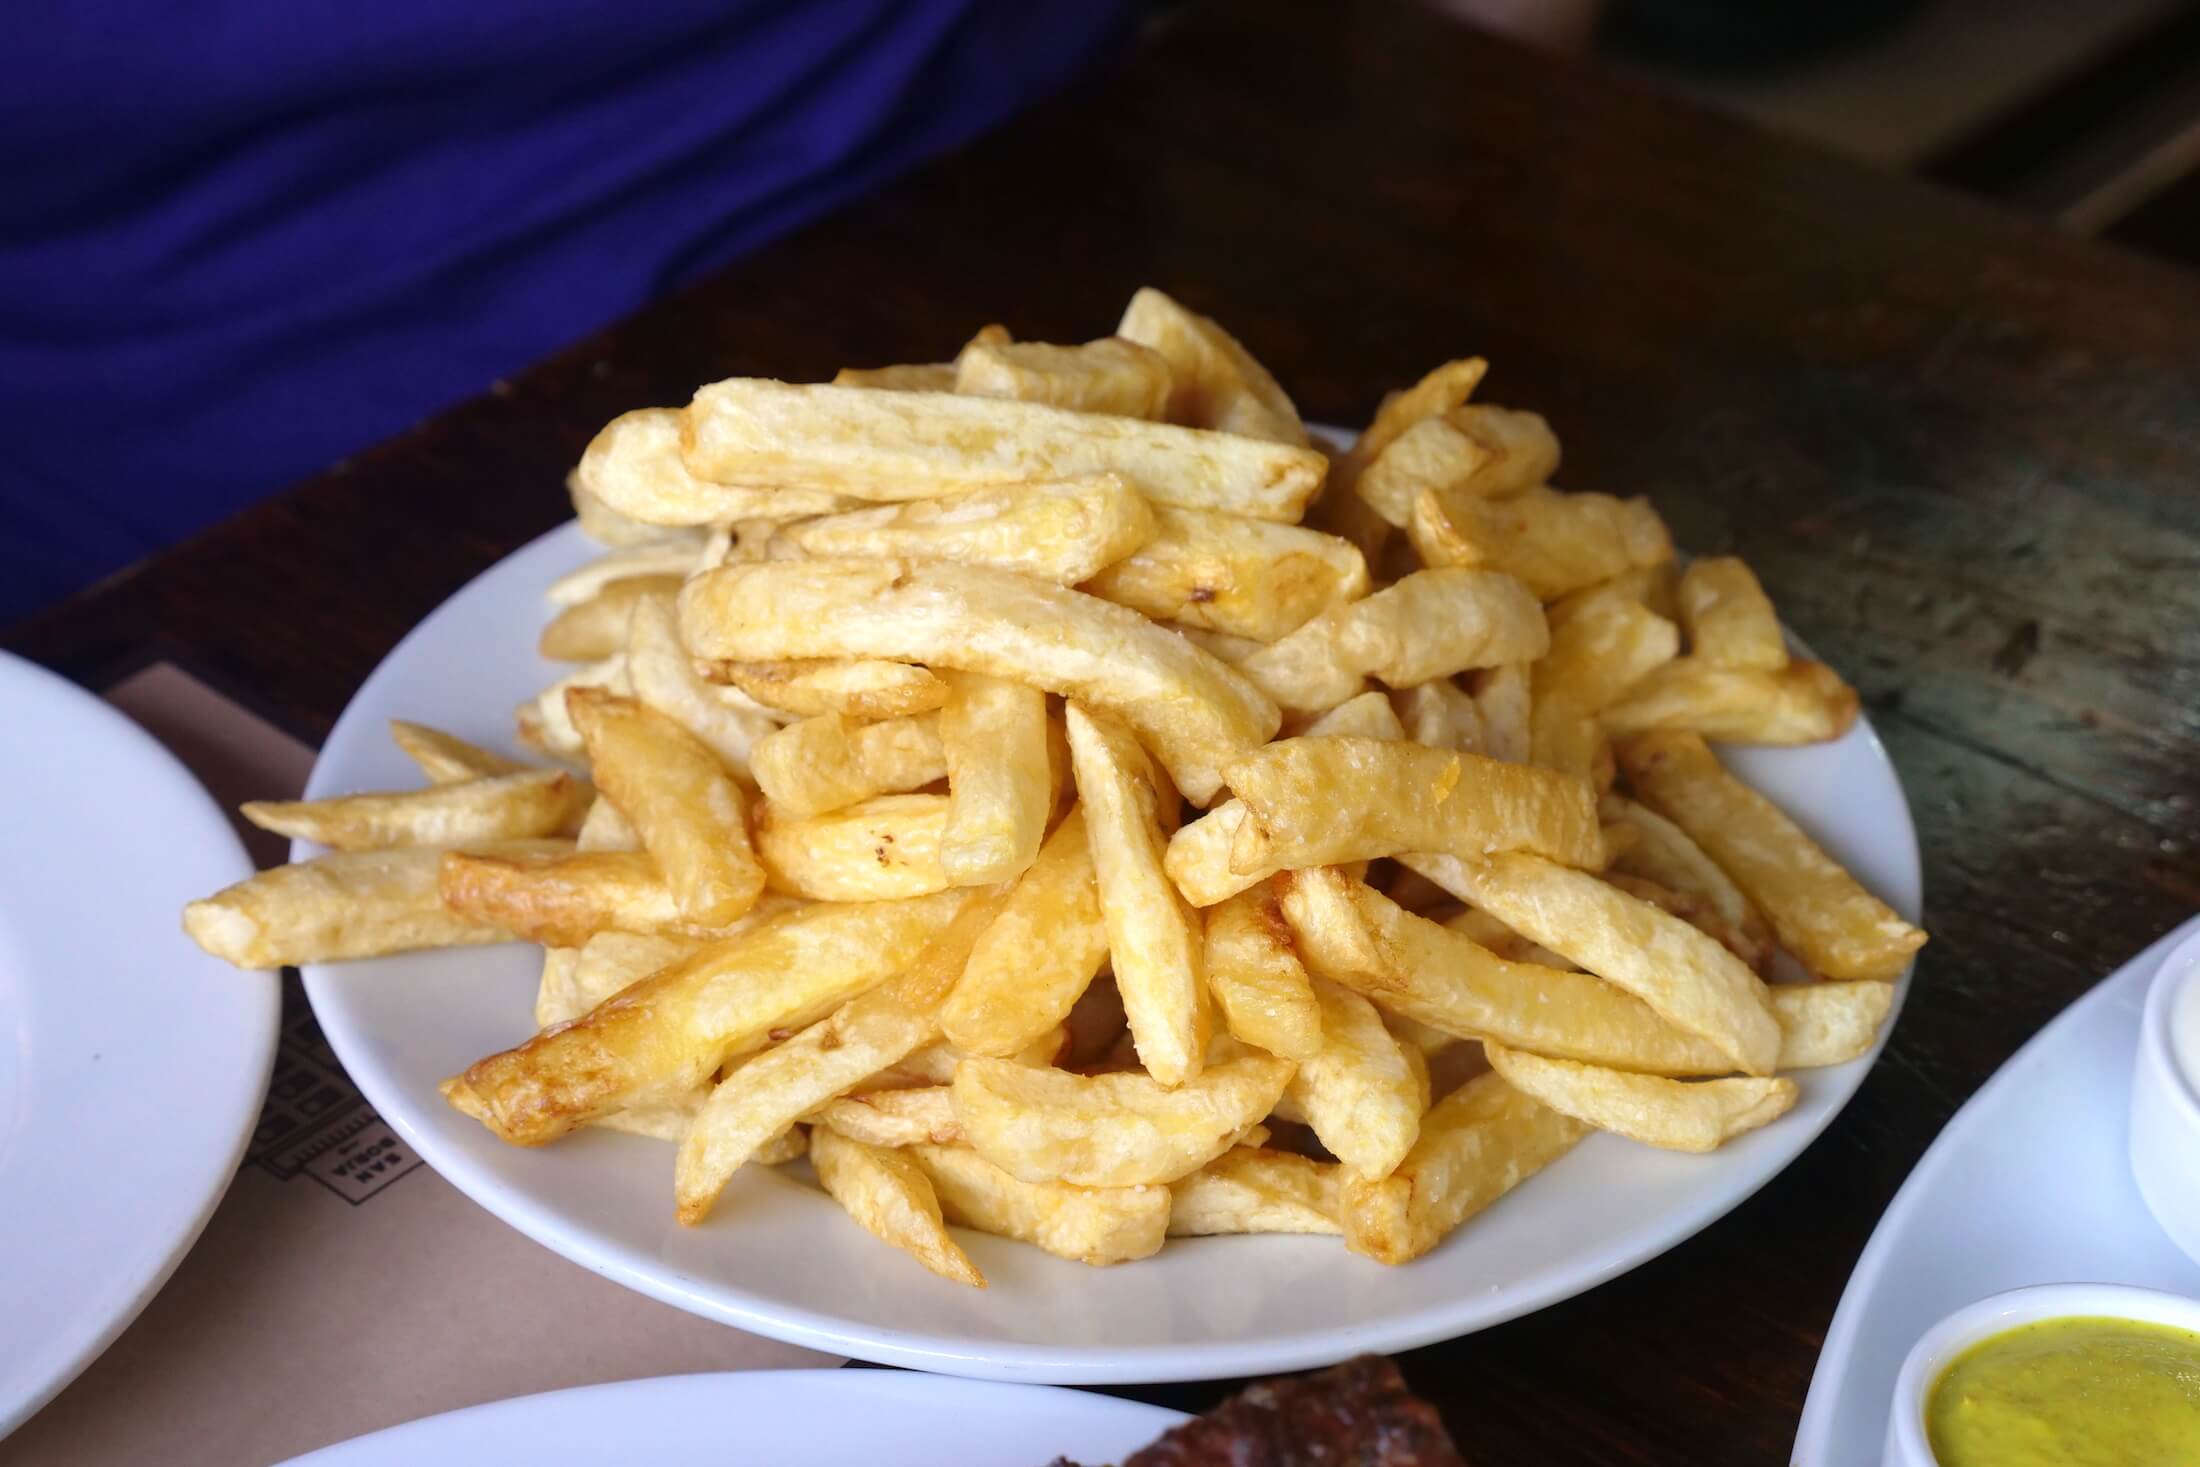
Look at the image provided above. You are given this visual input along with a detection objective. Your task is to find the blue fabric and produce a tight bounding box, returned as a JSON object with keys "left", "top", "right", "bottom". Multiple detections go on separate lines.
{"left": 0, "top": 1, "right": 1130, "bottom": 624}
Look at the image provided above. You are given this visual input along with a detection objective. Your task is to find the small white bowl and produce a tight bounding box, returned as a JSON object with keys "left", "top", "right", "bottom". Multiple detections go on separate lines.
{"left": 1882, "top": 1281, "right": 2200, "bottom": 1466}
{"left": 2132, "top": 926, "right": 2200, "bottom": 1266}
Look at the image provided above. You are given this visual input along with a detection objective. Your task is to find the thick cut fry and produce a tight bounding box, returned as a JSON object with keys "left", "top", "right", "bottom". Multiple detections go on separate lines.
{"left": 1238, "top": 568, "right": 1548, "bottom": 711}
{"left": 443, "top": 894, "right": 964, "bottom": 1146}
{"left": 1618, "top": 730, "right": 1925, "bottom": 980}
{"left": 538, "top": 574, "right": 681, "bottom": 662}
{"left": 1168, "top": 1147, "right": 1342, "bottom": 1236}
{"left": 576, "top": 407, "right": 857, "bottom": 527}
{"left": 1769, "top": 980, "right": 1897, "bottom": 1067}
{"left": 1203, "top": 886, "right": 1322, "bottom": 1061}
{"left": 1472, "top": 663, "right": 1532, "bottom": 763}
{"left": 1411, "top": 485, "right": 1672, "bottom": 600}
{"left": 518, "top": 656, "right": 630, "bottom": 759}
{"left": 1437, "top": 852, "right": 1780, "bottom": 1075}
{"left": 1356, "top": 404, "right": 1559, "bottom": 527}
{"left": 883, "top": 1030, "right": 1065, "bottom": 1088}
{"left": 672, "top": 887, "right": 1008, "bottom": 1222}
{"left": 810, "top": 1127, "right": 985, "bottom": 1287}
{"left": 569, "top": 689, "right": 763, "bottom": 926}
{"left": 682, "top": 559, "right": 1279, "bottom": 804}
{"left": 570, "top": 478, "right": 672, "bottom": 547}
{"left": 778, "top": 476, "right": 1155, "bottom": 586}
{"left": 938, "top": 672, "right": 1052, "bottom": 885}
{"left": 1484, "top": 1043, "right": 1797, "bottom": 1153}
{"left": 547, "top": 541, "right": 705, "bottom": 609}
{"left": 1081, "top": 506, "right": 1369, "bottom": 642}
{"left": 911, "top": 1144, "right": 1170, "bottom": 1267}
{"left": 955, "top": 335, "right": 1173, "bottom": 420}
{"left": 714, "top": 658, "right": 947, "bottom": 721}
{"left": 1678, "top": 556, "right": 1786, "bottom": 671}
{"left": 1340, "top": 1073, "right": 1588, "bottom": 1265}
{"left": 1288, "top": 978, "right": 1428, "bottom": 1179}
{"left": 952, "top": 1055, "right": 1294, "bottom": 1187}
{"left": 1528, "top": 698, "right": 1611, "bottom": 792}
{"left": 1599, "top": 794, "right": 1770, "bottom": 957}
{"left": 755, "top": 793, "right": 950, "bottom": 901}
{"left": 1600, "top": 659, "right": 1859, "bottom": 745}
{"left": 940, "top": 811, "right": 1110, "bottom": 1057}
{"left": 681, "top": 380, "right": 1325, "bottom": 521}
{"left": 1336, "top": 358, "right": 1488, "bottom": 492}
{"left": 625, "top": 592, "right": 779, "bottom": 776}
{"left": 750, "top": 712, "right": 945, "bottom": 818}
{"left": 1066, "top": 704, "right": 1210, "bottom": 1085}
{"left": 184, "top": 844, "right": 550, "bottom": 969}
{"left": 243, "top": 770, "right": 584, "bottom": 851}
{"left": 1394, "top": 680, "right": 1485, "bottom": 753}
{"left": 1536, "top": 592, "right": 1680, "bottom": 714}
{"left": 834, "top": 361, "right": 956, "bottom": 392}
{"left": 390, "top": 721, "right": 530, "bottom": 785}
{"left": 536, "top": 930, "right": 712, "bottom": 1029}
{"left": 1222, "top": 736, "right": 1603, "bottom": 874}
{"left": 1604, "top": 871, "right": 1770, "bottom": 975}
{"left": 811, "top": 1087, "right": 963, "bottom": 1147}
{"left": 439, "top": 848, "right": 760, "bottom": 945}
{"left": 1116, "top": 287, "right": 1307, "bottom": 446}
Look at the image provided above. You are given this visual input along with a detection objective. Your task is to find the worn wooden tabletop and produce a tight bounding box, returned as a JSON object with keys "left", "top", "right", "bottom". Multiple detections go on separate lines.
{"left": 10, "top": 1, "right": 2198, "bottom": 1461}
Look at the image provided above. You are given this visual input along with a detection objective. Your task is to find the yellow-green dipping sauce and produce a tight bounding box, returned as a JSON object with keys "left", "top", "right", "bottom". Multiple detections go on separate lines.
{"left": 1926, "top": 1315, "right": 2200, "bottom": 1466}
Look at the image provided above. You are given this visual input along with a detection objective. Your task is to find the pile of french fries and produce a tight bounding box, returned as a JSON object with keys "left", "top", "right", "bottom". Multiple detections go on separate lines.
{"left": 185, "top": 288, "right": 1927, "bottom": 1284}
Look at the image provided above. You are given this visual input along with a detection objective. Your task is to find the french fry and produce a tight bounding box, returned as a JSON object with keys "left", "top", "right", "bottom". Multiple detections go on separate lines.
{"left": 1394, "top": 680, "right": 1485, "bottom": 752}
{"left": 750, "top": 1125, "right": 810, "bottom": 1164}
{"left": 546, "top": 539, "right": 704, "bottom": 608}
{"left": 1528, "top": 698, "right": 1612, "bottom": 793}
{"left": 750, "top": 712, "right": 945, "bottom": 818}
{"left": 834, "top": 362, "right": 957, "bottom": 392}
{"left": 1768, "top": 980, "right": 1897, "bottom": 1067}
{"left": 1203, "top": 886, "right": 1323, "bottom": 1061}
{"left": 1605, "top": 871, "right": 1769, "bottom": 975}
{"left": 1340, "top": 1073, "right": 1588, "bottom": 1265}
{"left": 1356, "top": 404, "right": 1559, "bottom": 527}
{"left": 681, "top": 380, "right": 1325, "bottom": 521}
{"left": 713, "top": 658, "right": 948, "bottom": 721}
{"left": 1221, "top": 736, "right": 1604, "bottom": 874}
{"left": 1537, "top": 589, "right": 1679, "bottom": 713}
{"left": 681, "top": 559, "right": 1279, "bottom": 804}
{"left": 1169, "top": 625, "right": 1263, "bottom": 664}
{"left": 955, "top": 335, "right": 1174, "bottom": 420}
{"left": 1433, "top": 852, "right": 1780, "bottom": 1076}
{"left": 389, "top": 721, "right": 531, "bottom": 785}
{"left": 575, "top": 407, "right": 857, "bottom": 527}
{"left": 952, "top": 1054, "right": 1294, "bottom": 1187}
{"left": 183, "top": 843, "right": 551, "bottom": 969}
{"left": 1289, "top": 977, "right": 1428, "bottom": 1178}
{"left": 445, "top": 893, "right": 964, "bottom": 1147}
{"left": 570, "top": 476, "right": 673, "bottom": 547}
{"left": 940, "top": 810, "right": 1110, "bottom": 1057}
{"left": 778, "top": 476, "right": 1155, "bottom": 586}
{"left": 1116, "top": 287, "right": 1307, "bottom": 446}
{"left": 1066, "top": 703, "right": 1211, "bottom": 1085}
{"left": 1472, "top": 663, "right": 1532, "bottom": 763}
{"left": 1617, "top": 730, "right": 1925, "bottom": 979}
{"left": 884, "top": 1030, "right": 1066, "bottom": 1088}
{"left": 910, "top": 1144, "right": 1170, "bottom": 1267}
{"left": 573, "top": 790, "right": 636, "bottom": 851}
{"left": 1484, "top": 1042, "right": 1798, "bottom": 1153}
{"left": 811, "top": 1086, "right": 964, "bottom": 1148}
{"left": 810, "top": 1126, "right": 985, "bottom": 1287}
{"left": 1238, "top": 568, "right": 1548, "bottom": 711}
{"left": 625, "top": 592, "right": 780, "bottom": 776}
{"left": 1081, "top": 506, "right": 1370, "bottom": 642}
{"left": 938, "top": 672, "right": 1052, "bottom": 885}
{"left": 1678, "top": 556, "right": 1786, "bottom": 671}
{"left": 242, "top": 769, "right": 585, "bottom": 851}
{"left": 536, "top": 930, "right": 711, "bottom": 1029}
{"left": 440, "top": 848, "right": 731, "bottom": 945}
{"left": 538, "top": 574, "right": 681, "bottom": 662}
{"left": 1168, "top": 1147, "right": 1342, "bottom": 1236}
{"left": 1410, "top": 485, "right": 1671, "bottom": 600}
{"left": 1599, "top": 794, "right": 1768, "bottom": 955}
{"left": 755, "top": 793, "right": 951, "bottom": 901}
{"left": 569, "top": 689, "right": 763, "bottom": 926}
{"left": 1334, "top": 358, "right": 1488, "bottom": 495}
{"left": 1600, "top": 658, "right": 1859, "bottom": 745}
{"left": 518, "top": 655, "right": 630, "bottom": 759}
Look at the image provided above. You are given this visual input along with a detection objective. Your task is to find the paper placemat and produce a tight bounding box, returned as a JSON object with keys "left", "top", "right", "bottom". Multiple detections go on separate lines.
{"left": 1, "top": 664, "right": 836, "bottom": 1467}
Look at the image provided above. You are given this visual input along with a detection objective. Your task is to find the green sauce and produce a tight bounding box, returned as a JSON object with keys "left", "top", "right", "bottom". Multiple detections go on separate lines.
{"left": 1927, "top": 1315, "right": 2200, "bottom": 1466}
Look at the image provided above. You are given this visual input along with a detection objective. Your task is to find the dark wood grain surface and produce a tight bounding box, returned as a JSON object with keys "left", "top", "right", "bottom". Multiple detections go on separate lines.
{"left": 11, "top": 2, "right": 2199, "bottom": 1462}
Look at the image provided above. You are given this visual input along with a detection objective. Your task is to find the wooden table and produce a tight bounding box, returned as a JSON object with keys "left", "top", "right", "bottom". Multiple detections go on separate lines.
{"left": 12, "top": 2, "right": 2199, "bottom": 1461}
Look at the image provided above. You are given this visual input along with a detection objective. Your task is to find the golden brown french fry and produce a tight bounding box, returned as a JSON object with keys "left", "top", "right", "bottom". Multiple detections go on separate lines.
{"left": 389, "top": 721, "right": 531, "bottom": 785}
{"left": 810, "top": 1126, "right": 985, "bottom": 1287}
{"left": 1599, "top": 794, "right": 1770, "bottom": 958}
{"left": 910, "top": 1144, "right": 1170, "bottom": 1267}
{"left": 749, "top": 712, "right": 945, "bottom": 818}
{"left": 1221, "top": 736, "right": 1603, "bottom": 875}
{"left": 1472, "top": 663, "right": 1532, "bottom": 763}
{"left": 625, "top": 592, "right": 780, "bottom": 776}
{"left": 1604, "top": 871, "right": 1770, "bottom": 976}
{"left": 1528, "top": 698, "right": 1612, "bottom": 792}
{"left": 1617, "top": 730, "right": 1926, "bottom": 980}
{"left": 440, "top": 848, "right": 700, "bottom": 945}
{"left": 1334, "top": 358, "right": 1488, "bottom": 494}
{"left": 1238, "top": 568, "right": 1548, "bottom": 711}
{"left": 1340, "top": 1073, "right": 1588, "bottom": 1265}
{"left": 1483, "top": 1042, "right": 1797, "bottom": 1153}
{"left": 242, "top": 770, "right": 585, "bottom": 851}
{"left": 1394, "top": 680, "right": 1485, "bottom": 753}
{"left": 1768, "top": 980, "right": 1896, "bottom": 1067}
{"left": 1536, "top": 589, "right": 1679, "bottom": 714}
{"left": 681, "top": 559, "right": 1279, "bottom": 804}
{"left": 833, "top": 362, "right": 957, "bottom": 392}
{"left": 575, "top": 407, "right": 857, "bottom": 527}
{"left": 1080, "top": 506, "right": 1369, "bottom": 642}
{"left": 1356, "top": 403, "right": 1559, "bottom": 527}
{"left": 1168, "top": 1146, "right": 1342, "bottom": 1236}
{"left": 1288, "top": 978, "right": 1428, "bottom": 1179}
{"left": 1678, "top": 556, "right": 1786, "bottom": 671}
{"left": 755, "top": 793, "right": 951, "bottom": 901}
{"left": 681, "top": 380, "right": 1325, "bottom": 522}
{"left": 1434, "top": 852, "right": 1780, "bottom": 1075}
{"left": 536, "top": 930, "right": 712, "bottom": 1029}
{"left": 546, "top": 540, "right": 706, "bottom": 609}
{"left": 1600, "top": 658, "right": 1858, "bottom": 745}
{"left": 777, "top": 476, "right": 1155, "bottom": 585}
{"left": 518, "top": 656, "right": 630, "bottom": 760}
{"left": 938, "top": 672, "right": 1052, "bottom": 886}
{"left": 570, "top": 475, "right": 674, "bottom": 547}
{"left": 445, "top": 893, "right": 963, "bottom": 1147}
{"left": 810, "top": 1086, "right": 963, "bottom": 1147}
{"left": 955, "top": 335, "right": 1173, "bottom": 420}
{"left": 1066, "top": 703, "right": 1210, "bottom": 1085}
{"left": 538, "top": 574, "right": 681, "bottom": 662}
{"left": 940, "top": 810, "right": 1109, "bottom": 1057}
{"left": 883, "top": 1030, "right": 1065, "bottom": 1088}
{"left": 1203, "top": 885, "right": 1323, "bottom": 1061}
{"left": 1168, "top": 625, "right": 1263, "bottom": 664}
{"left": 569, "top": 689, "right": 763, "bottom": 927}
{"left": 1410, "top": 485, "right": 1671, "bottom": 600}
{"left": 952, "top": 1054, "right": 1293, "bottom": 1187}
{"left": 1116, "top": 287, "right": 1307, "bottom": 446}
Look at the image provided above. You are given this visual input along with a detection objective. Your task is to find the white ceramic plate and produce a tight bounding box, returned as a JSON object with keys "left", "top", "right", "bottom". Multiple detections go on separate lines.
{"left": 0, "top": 652, "right": 278, "bottom": 1437}
{"left": 279, "top": 1369, "right": 1185, "bottom": 1465}
{"left": 301, "top": 521, "right": 1923, "bottom": 1383}
{"left": 1793, "top": 912, "right": 2200, "bottom": 1466}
